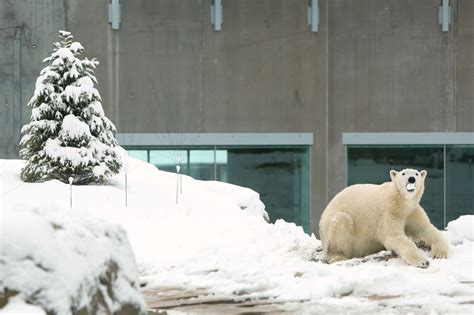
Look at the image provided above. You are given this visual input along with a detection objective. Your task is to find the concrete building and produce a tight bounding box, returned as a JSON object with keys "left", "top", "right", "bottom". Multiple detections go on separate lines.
{"left": 1, "top": 0, "right": 473, "bottom": 234}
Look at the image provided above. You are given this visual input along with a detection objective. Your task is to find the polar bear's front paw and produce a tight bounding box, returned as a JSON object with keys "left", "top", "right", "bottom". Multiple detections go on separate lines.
{"left": 327, "top": 254, "right": 347, "bottom": 264}
{"left": 405, "top": 254, "right": 430, "bottom": 268}
{"left": 432, "top": 243, "right": 448, "bottom": 259}
{"left": 420, "top": 260, "right": 430, "bottom": 268}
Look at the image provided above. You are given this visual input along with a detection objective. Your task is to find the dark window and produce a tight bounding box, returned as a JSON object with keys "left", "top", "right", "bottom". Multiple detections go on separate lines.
{"left": 446, "top": 145, "right": 474, "bottom": 223}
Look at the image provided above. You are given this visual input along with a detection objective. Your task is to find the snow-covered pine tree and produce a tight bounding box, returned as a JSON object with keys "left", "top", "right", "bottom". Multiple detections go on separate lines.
{"left": 19, "top": 30, "right": 122, "bottom": 184}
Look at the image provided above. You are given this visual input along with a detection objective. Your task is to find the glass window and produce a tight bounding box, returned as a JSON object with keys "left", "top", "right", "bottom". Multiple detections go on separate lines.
{"left": 150, "top": 150, "right": 188, "bottom": 173}
{"left": 215, "top": 150, "right": 228, "bottom": 182}
{"left": 446, "top": 145, "right": 474, "bottom": 224}
{"left": 189, "top": 149, "right": 215, "bottom": 180}
{"left": 127, "top": 150, "right": 148, "bottom": 162}
{"left": 347, "top": 146, "right": 445, "bottom": 229}
{"left": 217, "top": 147, "right": 310, "bottom": 233}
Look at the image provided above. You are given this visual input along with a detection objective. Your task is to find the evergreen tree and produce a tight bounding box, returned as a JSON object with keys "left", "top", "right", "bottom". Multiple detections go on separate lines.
{"left": 19, "top": 31, "right": 122, "bottom": 184}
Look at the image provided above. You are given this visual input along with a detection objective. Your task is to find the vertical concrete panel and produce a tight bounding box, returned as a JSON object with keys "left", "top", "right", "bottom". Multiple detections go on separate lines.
{"left": 69, "top": 0, "right": 203, "bottom": 136}
{"left": 311, "top": 0, "right": 328, "bottom": 235}
{"left": 67, "top": 0, "right": 111, "bottom": 126}
{"left": 328, "top": 0, "right": 455, "bottom": 198}
{"left": 456, "top": 0, "right": 474, "bottom": 131}
{"left": 203, "top": 0, "right": 318, "bottom": 132}
{"left": 202, "top": 0, "right": 328, "bottom": 233}
{"left": 0, "top": 0, "right": 65, "bottom": 158}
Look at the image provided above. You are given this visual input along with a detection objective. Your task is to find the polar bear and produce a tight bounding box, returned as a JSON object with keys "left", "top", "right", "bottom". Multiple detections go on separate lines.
{"left": 319, "top": 168, "right": 448, "bottom": 268}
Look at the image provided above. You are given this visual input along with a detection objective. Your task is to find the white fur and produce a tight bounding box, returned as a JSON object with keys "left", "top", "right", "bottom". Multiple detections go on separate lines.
{"left": 319, "top": 168, "right": 449, "bottom": 268}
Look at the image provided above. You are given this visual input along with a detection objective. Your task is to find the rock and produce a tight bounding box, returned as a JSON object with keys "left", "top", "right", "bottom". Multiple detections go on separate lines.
{"left": 0, "top": 205, "right": 147, "bottom": 314}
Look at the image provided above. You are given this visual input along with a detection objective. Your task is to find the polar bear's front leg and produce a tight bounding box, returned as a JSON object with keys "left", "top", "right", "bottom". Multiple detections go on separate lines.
{"left": 383, "top": 234, "right": 429, "bottom": 268}
{"left": 405, "top": 207, "right": 449, "bottom": 259}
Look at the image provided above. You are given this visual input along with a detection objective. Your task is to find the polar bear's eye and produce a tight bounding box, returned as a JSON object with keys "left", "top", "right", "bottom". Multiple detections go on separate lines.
{"left": 402, "top": 172, "right": 405, "bottom": 176}
{"left": 416, "top": 173, "right": 419, "bottom": 176}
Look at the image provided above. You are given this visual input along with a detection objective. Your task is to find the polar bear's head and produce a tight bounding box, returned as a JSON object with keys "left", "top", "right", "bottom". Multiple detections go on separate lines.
{"left": 390, "top": 168, "right": 427, "bottom": 200}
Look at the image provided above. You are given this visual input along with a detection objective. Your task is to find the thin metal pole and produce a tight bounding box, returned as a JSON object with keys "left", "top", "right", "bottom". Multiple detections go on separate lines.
{"left": 68, "top": 177, "right": 73, "bottom": 209}
{"left": 443, "top": 145, "right": 447, "bottom": 228}
{"left": 125, "top": 171, "right": 128, "bottom": 207}
{"left": 123, "top": 152, "right": 129, "bottom": 207}
{"left": 181, "top": 153, "right": 185, "bottom": 194}
{"left": 214, "top": 145, "right": 217, "bottom": 181}
{"left": 176, "top": 164, "right": 181, "bottom": 204}
{"left": 180, "top": 173, "right": 182, "bottom": 195}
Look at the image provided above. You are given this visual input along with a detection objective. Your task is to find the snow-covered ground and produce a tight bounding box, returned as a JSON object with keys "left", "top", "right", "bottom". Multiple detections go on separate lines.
{"left": 1, "top": 157, "right": 473, "bottom": 314}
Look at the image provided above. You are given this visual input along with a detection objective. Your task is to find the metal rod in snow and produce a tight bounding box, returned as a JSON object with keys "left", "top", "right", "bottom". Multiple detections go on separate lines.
{"left": 176, "top": 164, "right": 181, "bottom": 205}
{"left": 178, "top": 154, "right": 182, "bottom": 194}
{"left": 125, "top": 171, "right": 128, "bottom": 207}
{"left": 68, "top": 177, "right": 73, "bottom": 208}
{"left": 124, "top": 153, "right": 128, "bottom": 207}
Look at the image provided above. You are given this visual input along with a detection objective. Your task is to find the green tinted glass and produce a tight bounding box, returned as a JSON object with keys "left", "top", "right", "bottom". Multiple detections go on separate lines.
{"left": 446, "top": 145, "right": 474, "bottom": 223}
{"left": 150, "top": 150, "right": 188, "bottom": 173}
{"left": 127, "top": 150, "right": 148, "bottom": 162}
{"left": 189, "top": 149, "right": 215, "bottom": 180}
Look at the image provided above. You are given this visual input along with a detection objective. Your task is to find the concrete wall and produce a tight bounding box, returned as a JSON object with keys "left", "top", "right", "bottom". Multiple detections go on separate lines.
{"left": 1, "top": 0, "right": 472, "bottom": 233}
{"left": 0, "top": 0, "right": 65, "bottom": 158}
{"left": 457, "top": 0, "right": 474, "bottom": 131}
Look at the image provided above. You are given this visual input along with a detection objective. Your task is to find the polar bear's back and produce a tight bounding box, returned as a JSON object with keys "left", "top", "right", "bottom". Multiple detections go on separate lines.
{"left": 320, "top": 182, "right": 395, "bottom": 256}
{"left": 324, "top": 182, "right": 392, "bottom": 219}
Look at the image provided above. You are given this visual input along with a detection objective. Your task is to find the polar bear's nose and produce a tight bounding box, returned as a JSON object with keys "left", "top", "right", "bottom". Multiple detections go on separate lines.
{"left": 408, "top": 177, "right": 416, "bottom": 184}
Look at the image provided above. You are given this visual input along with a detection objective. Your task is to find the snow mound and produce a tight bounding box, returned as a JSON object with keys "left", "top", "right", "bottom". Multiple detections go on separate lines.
{"left": 446, "top": 215, "right": 474, "bottom": 244}
{"left": 0, "top": 204, "right": 146, "bottom": 315}
{"left": 201, "top": 180, "right": 270, "bottom": 221}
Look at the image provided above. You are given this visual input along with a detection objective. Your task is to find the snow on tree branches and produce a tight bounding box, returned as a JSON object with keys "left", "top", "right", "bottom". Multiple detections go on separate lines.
{"left": 19, "top": 30, "right": 122, "bottom": 184}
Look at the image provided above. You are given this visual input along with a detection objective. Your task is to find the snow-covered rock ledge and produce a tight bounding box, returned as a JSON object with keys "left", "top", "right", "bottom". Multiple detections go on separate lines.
{"left": 0, "top": 204, "right": 146, "bottom": 315}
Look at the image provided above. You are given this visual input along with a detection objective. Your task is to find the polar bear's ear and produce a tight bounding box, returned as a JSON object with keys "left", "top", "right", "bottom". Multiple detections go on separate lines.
{"left": 390, "top": 170, "right": 398, "bottom": 181}
{"left": 420, "top": 170, "right": 427, "bottom": 179}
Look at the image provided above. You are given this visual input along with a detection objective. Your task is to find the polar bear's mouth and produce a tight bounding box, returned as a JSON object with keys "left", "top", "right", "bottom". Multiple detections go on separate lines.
{"left": 406, "top": 183, "right": 416, "bottom": 192}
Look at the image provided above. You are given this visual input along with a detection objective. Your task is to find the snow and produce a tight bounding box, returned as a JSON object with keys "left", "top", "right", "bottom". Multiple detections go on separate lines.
{"left": 61, "top": 114, "right": 91, "bottom": 139}
{"left": 43, "top": 138, "right": 94, "bottom": 166}
{"left": 446, "top": 215, "right": 474, "bottom": 244}
{"left": 62, "top": 84, "right": 99, "bottom": 104}
{"left": 51, "top": 47, "right": 75, "bottom": 62}
{"left": 88, "top": 100, "right": 105, "bottom": 116}
{"left": 30, "top": 103, "right": 51, "bottom": 121}
{"left": 69, "top": 42, "right": 84, "bottom": 53}
{"left": 1, "top": 157, "right": 473, "bottom": 313}
{"left": 0, "top": 298, "right": 46, "bottom": 315}
{"left": 30, "top": 77, "right": 54, "bottom": 100}
{"left": 21, "top": 120, "right": 58, "bottom": 134}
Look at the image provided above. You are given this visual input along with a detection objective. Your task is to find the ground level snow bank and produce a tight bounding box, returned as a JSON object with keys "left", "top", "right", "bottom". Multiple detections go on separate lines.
{"left": 0, "top": 201, "right": 146, "bottom": 314}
